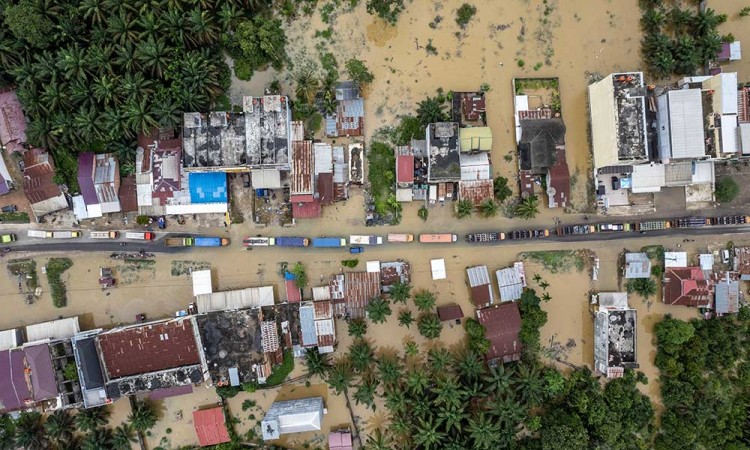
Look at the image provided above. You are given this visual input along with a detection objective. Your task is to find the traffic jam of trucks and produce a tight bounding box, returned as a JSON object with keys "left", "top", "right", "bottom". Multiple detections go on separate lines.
{"left": 165, "top": 237, "right": 230, "bottom": 247}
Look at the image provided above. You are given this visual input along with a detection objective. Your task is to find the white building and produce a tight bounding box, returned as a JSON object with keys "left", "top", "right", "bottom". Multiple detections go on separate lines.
{"left": 261, "top": 397, "right": 325, "bottom": 440}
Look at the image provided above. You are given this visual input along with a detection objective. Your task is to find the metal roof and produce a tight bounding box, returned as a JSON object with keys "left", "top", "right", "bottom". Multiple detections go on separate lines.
{"left": 196, "top": 286, "right": 275, "bottom": 313}
{"left": 665, "top": 89, "right": 706, "bottom": 159}
{"left": 26, "top": 317, "right": 80, "bottom": 343}
{"left": 25, "top": 344, "right": 57, "bottom": 401}
{"left": 715, "top": 274, "right": 739, "bottom": 314}
{"left": 495, "top": 264, "right": 525, "bottom": 302}
{"left": 192, "top": 270, "right": 213, "bottom": 296}
{"left": 475, "top": 302, "right": 523, "bottom": 364}
{"left": 431, "top": 259, "right": 447, "bottom": 280}
{"left": 299, "top": 302, "right": 317, "bottom": 346}
{"left": 189, "top": 172, "right": 227, "bottom": 204}
{"left": 467, "top": 265, "right": 491, "bottom": 287}
{"left": 291, "top": 141, "right": 314, "bottom": 195}
{"left": 194, "top": 407, "right": 231, "bottom": 446}
{"left": 261, "top": 397, "right": 324, "bottom": 440}
{"left": 624, "top": 253, "right": 651, "bottom": 279}
{"left": 459, "top": 127, "right": 493, "bottom": 152}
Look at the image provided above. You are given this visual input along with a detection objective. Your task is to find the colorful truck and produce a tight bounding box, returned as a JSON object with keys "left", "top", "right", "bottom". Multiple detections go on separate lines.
{"left": 311, "top": 237, "right": 347, "bottom": 247}
{"left": 125, "top": 231, "right": 155, "bottom": 240}
{"left": 165, "top": 237, "right": 193, "bottom": 247}
{"left": 194, "top": 237, "right": 230, "bottom": 247}
{"left": 90, "top": 231, "right": 119, "bottom": 239}
{"left": 387, "top": 234, "right": 414, "bottom": 243}
{"left": 243, "top": 237, "right": 274, "bottom": 246}
{"left": 466, "top": 232, "right": 505, "bottom": 243}
{"left": 349, "top": 235, "right": 383, "bottom": 245}
{"left": 28, "top": 230, "right": 81, "bottom": 239}
{"left": 419, "top": 233, "right": 458, "bottom": 243}
{"left": 0, "top": 234, "right": 16, "bottom": 243}
{"left": 274, "top": 237, "right": 310, "bottom": 247}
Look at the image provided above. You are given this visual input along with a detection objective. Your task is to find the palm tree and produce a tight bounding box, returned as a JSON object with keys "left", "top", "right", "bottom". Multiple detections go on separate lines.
{"left": 377, "top": 354, "right": 403, "bottom": 387}
{"left": 347, "top": 318, "right": 368, "bottom": 338}
{"left": 81, "top": 427, "right": 113, "bottom": 450}
{"left": 533, "top": 273, "right": 542, "bottom": 283}
{"left": 107, "top": 12, "right": 138, "bottom": 46}
{"left": 479, "top": 198, "right": 499, "bottom": 218}
{"left": 405, "top": 369, "right": 429, "bottom": 395}
{"left": 125, "top": 98, "right": 158, "bottom": 134}
{"left": 57, "top": 45, "right": 89, "bottom": 80}
{"left": 110, "top": 424, "right": 137, "bottom": 450}
{"left": 418, "top": 313, "right": 442, "bottom": 339}
{"left": 80, "top": 0, "right": 107, "bottom": 25}
{"left": 414, "top": 416, "right": 446, "bottom": 449}
{"left": 457, "top": 350, "right": 485, "bottom": 381}
{"left": 489, "top": 394, "right": 525, "bottom": 427}
{"left": 640, "top": 9, "right": 665, "bottom": 33}
{"left": 44, "top": 410, "right": 75, "bottom": 443}
{"left": 56, "top": 435, "right": 82, "bottom": 450}
{"left": 416, "top": 95, "right": 448, "bottom": 126}
{"left": 541, "top": 292, "right": 552, "bottom": 302}
{"left": 427, "top": 347, "right": 454, "bottom": 373}
{"left": 455, "top": 199, "right": 473, "bottom": 218}
{"left": 304, "top": 347, "right": 331, "bottom": 377}
{"left": 364, "top": 428, "right": 392, "bottom": 450}
{"left": 349, "top": 338, "right": 375, "bottom": 373}
{"left": 366, "top": 297, "right": 392, "bottom": 324}
{"left": 413, "top": 290, "right": 437, "bottom": 312}
{"left": 437, "top": 405, "right": 466, "bottom": 434}
{"left": 327, "top": 358, "right": 354, "bottom": 394}
{"left": 15, "top": 412, "right": 47, "bottom": 450}
{"left": 434, "top": 375, "right": 464, "bottom": 410}
{"left": 353, "top": 372, "right": 379, "bottom": 410}
{"left": 398, "top": 310, "right": 414, "bottom": 328}
{"left": 0, "top": 414, "right": 15, "bottom": 450}
{"left": 294, "top": 68, "right": 319, "bottom": 105}
{"left": 514, "top": 364, "right": 545, "bottom": 406}
{"left": 483, "top": 365, "right": 514, "bottom": 396}
{"left": 515, "top": 195, "right": 540, "bottom": 219}
{"left": 128, "top": 400, "right": 157, "bottom": 433}
{"left": 404, "top": 340, "right": 419, "bottom": 357}
{"left": 539, "top": 280, "right": 550, "bottom": 290}
{"left": 389, "top": 281, "right": 412, "bottom": 304}
{"left": 384, "top": 386, "right": 407, "bottom": 414}
{"left": 322, "top": 90, "right": 337, "bottom": 115}
{"left": 388, "top": 414, "right": 411, "bottom": 439}
{"left": 187, "top": 7, "right": 219, "bottom": 46}
{"left": 217, "top": 2, "right": 242, "bottom": 30}
{"left": 75, "top": 407, "right": 110, "bottom": 433}
{"left": 467, "top": 411, "right": 501, "bottom": 450}
{"left": 136, "top": 37, "right": 168, "bottom": 78}
{"left": 693, "top": 8, "right": 726, "bottom": 36}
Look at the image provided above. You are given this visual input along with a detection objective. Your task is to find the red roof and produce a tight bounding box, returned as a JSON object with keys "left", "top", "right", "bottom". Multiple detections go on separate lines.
{"left": 22, "top": 149, "right": 63, "bottom": 205}
{"left": 437, "top": 304, "right": 464, "bottom": 321}
{"left": 292, "top": 199, "right": 321, "bottom": 219}
{"left": 291, "top": 194, "right": 314, "bottom": 203}
{"left": 329, "top": 430, "right": 354, "bottom": 450}
{"left": 461, "top": 92, "right": 486, "bottom": 122}
{"left": 663, "top": 267, "right": 714, "bottom": 307}
{"left": 318, "top": 172, "right": 334, "bottom": 205}
{"left": 286, "top": 279, "right": 302, "bottom": 303}
{"left": 193, "top": 407, "right": 231, "bottom": 447}
{"left": 459, "top": 180, "right": 494, "bottom": 206}
{"left": 476, "top": 302, "right": 523, "bottom": 364}
{"left": 547, "top": 148, "right": 570, "bottom": 208}
{"left": 119, "top": 175, "right": 138, "bottom": 212}
{"left": 397, "top": 155, "right": 414, "bottom": 184}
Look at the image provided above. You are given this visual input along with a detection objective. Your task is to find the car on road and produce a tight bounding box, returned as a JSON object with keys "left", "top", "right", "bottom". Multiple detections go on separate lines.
{"left": 349, "top": 246, "right": 364, "bottom": 254}
{"left": 1, "top": 205, "right": 17, "bottom": 213}
{"left": 0, "top": 234, "right": 16, "bottom": 243}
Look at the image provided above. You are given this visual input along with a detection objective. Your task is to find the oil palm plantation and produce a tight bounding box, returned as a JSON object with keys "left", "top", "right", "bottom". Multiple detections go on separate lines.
{"left": 349, "top": 338, "right": 376, "bottom": 373}
{"left": 110, "top": 424, "right": 137, "bottom": 450}
{"left": 128, "top": 400, "right": 157, "bottom": 433}
{"left": 15, "top": 412, "right": 47, "bottom": 450}
{"left": 467, "top": 411, "right": 502, "bottom": 450}
{"left": 376, "top": 354, "right": 403, "bottom": 388}
{"left": 455, "top": 199, "right": 473, "bottom": 218}
{"left": 427, "top": 347, "right": 454, "bottom": 374}
{"left": 353, "top": 372, "right": 379, "bottom": 410}
{"left": 413, "top": 290, "right": 437, "bottom": 312}
{"left": 397, "top": 310, "right": 414, "bottom": 328}
{"left": 81, "top": 427, "right": 113, "bottom": 450}
{"left": 0, "top": 414, "right": 15, "bottom": 450}
{"left": 327, "top": 358, "right": 355, "bottom": 394}
{"left": 347, "top": 318, "right": 368, "bottom": 338}
{"left": 418, "top": 313, "right": 442, "bottom": 339}
{"left": 75, "top": 407, "right": 110, "bottom": 433}
{"left": 364, "top": 428, "right": 392, "bottom": 450}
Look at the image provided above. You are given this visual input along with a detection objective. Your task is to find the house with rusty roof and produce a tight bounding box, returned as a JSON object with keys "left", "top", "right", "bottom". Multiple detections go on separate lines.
{"left": 467, "top": 265, "right": 495, "bottom": 308}
{"left": 475, "top": 302, "right": 523, "bottom": 365}
{"left": 344, "top": 271, "right": 381, "bottom": 318}
{"left": 452, "top": 91, "right": 487, "bottom": 126}
{"left": 75, "top": 152, "right": 121, "bottom": 219}
{"left": 0, "top": 90, "right": 27, "bottom": 154}
{"left": 518, "top": 118, "right": 570, "bottom": 208}
{"left": 380, "top": 260, "right": 411, "bottom": 292}
{"left": 22, "top": 148, "right": 68, "bottom": 220}
{"left": 663, "top": 267, "right": 714, "bottom": 308}
{"left": 427, "top": 122, "right": 461, "bottom": 183}
{"left": 326, "top": 81, "right": 364, "bottom": 138}
{"left": 313, "top": 300, "right": 335, "bottom": 353}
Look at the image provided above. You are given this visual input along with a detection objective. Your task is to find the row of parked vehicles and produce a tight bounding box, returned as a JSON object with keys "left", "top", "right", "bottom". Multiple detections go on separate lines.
{"left": 243, "top": 233, "right": 459, "bottom": 252}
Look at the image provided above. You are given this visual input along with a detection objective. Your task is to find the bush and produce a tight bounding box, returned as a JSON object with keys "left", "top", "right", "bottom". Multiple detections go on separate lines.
{"left": 63, "top": 362, "right": 78, "bottom": 381}
{"left": 136, "top": 215, "right": 150, "bottom": 225}
{"left": 455, "top": 3, "right": 477, "bottom": 28}
{"left": 626, "top": 278, "right": 657, "bottom": 299}
{"left": 494, "top": 176, "right": 512, "bottom": 202}
{"left": 395, "top": 115, "right": 423, "bottom": 145}
{"left": 345, "top": 59, "right": 374, "bottom": 86}
{"left": 226, "top": 16, "right": 287, "bottom": 79}
{"left": 46, "top": 258, "right": 73, "bottom": 307}
{"left": 216, "top": 385, "right": 241, "bottom": 398}
{"left": 290, "top": 262, "right": 308, "bottom": 288}
{"left": 715, "top": 177, "right": 739, "bottom": 203}
{"left": 366, "top": 0, "right": 405, "bottom": 25}
{"left": 418, "top": 206, "right": 428, "bottom": 221}
{"left": 341, "top": 259, "right": 359, "bottom": 268}
{"left": 263, "top": 350, "right": 294, "bottom": 385}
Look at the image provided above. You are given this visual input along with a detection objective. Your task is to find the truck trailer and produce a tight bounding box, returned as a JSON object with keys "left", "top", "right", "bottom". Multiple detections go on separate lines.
{"left": 419, "top": 234, "right": 457, "bottom": 243}
{"left": 311, "top": 237, "right": 347, "bottom": 247}
{"left": 90, "top": 231, "right": 119, "bottom": 239}
{"left": 349, "top": 235, "right": 383, "bottom": 245}
{"left": 125, "top": 231, "right": 155, "bottom": 240}
{"left": 387, "top": 234, "right": 414, "bottom": 243}
{"left": 194, "top": 237, "right": 230, "bottom": 247}
{"left": 274, "top": 237, "right": 310, "bottom": 247}
{"left": 165, "top": 237, "right": 193, "bottom": 247}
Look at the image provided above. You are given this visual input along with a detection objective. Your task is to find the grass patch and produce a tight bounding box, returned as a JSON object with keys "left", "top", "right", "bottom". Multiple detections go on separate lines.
{"left": 263, "top": 349, "right": 294, "bottom": 386}
{"left": 519, "top": 250, "right": 585, "bottom": 273}
{"left": 367, "top": 141, "right": 397, "bottom": 217}
{"left": 7, "top": 258, "right": 38, "bottom": 290}
{"left": 641, "top": 245, "right": 665, "bottom": 267}
{"left": 46, "top": 258, "right": 73, "bottom": 307}
{"left": 0, "top": 212, "right": 30, "bottom": 223}
{"left": 171, "top": 260, "right": 211, "bottom": 276}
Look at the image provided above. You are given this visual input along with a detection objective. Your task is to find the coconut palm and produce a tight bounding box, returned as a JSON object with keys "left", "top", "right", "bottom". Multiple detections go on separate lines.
{"left": 15, "top": 412, "right": 47, "bottom": 450}
{"left": 366, "top": 297, "right": 392, "bottom": 324}
{"left": 457, "top": 350, "right": 485, "bottom": 381}
{"left": 384, "top": 387, "right": 407, "bottom": 415}
{"left": 484, "top": 365, "right": 514, "bottom": 396}
{"left": 541, "top": 292, "right": 552, "bottom": 302}
{"left": 413, "top": 290, "right": 437, "bottom": 312}
{"left": 364, "top": 428, "right": 392, "bottom": 450}
{"left": 489, "top": 394, "right": 526, "bottom": 427}
{"left": 128, "top": 400, "right": 157, "bottom": 433}
{"left": 418, "top": 313, "right": 442, "bottom": 339}
{"left": 304, "top": 347, "right": 331, "bottom": 377}
{"left": 539, "top": 280, "right": 550, "bottom": 290}
{"left": 0, "top": 414, "right": 15, "bottom": 450}
{"left": 75, "top": 407, "right": 110, "bottom": 433}
{"left": 414, "top": 416, "right": 446, "bottom": 449}
{"left": 437, "top": 404, "right": 467, "bottom": 434}
{"left": 327, "top": 358, "right": 354, "bottom": 394}
{"left": 405, "top": 369, "right": 429, "bottom": 395}
{"left": 347, "top": 318, "right": 368, "bottom": 338}
{"left": 377, "top": 354, "right": 403, "bottom": 387}
{"left": 389, "top": 281, "right": 412, "bottom": 304}
{"left": 44, "top": 410, "right": 75, "bottom": 443}
{"left": 455, "top": 199, "right": 473, "bottom": 218}
{"left": 515, "top": 195, "right": 540, "bottom": 219}
{"left": 322, "top": 90, "right": 336, "bottom": 116}
{"left": 81, "top": 427, "right": 113, "bottom": 450}
{"left": 532, "top": 273, "right": 542, "bottom": 283}
{"left": 434, "top": 375, "right": 464, "bottom": 410}
{"left": 404, "top": 340, "right": 419, "bottom": 358}
{"left": 110, "top": 424, "right": 137, "bottom": 450}
{"left": 416, "top": 95, "right": 448, "bottom": 126}
{"left": 294, "top": 68, "right": 319, "bottom": 105}
{"left": 479, "top": 198, "right": 499, "bottom": 218}
{"left": 427, "top": 347, "right": 454, "bottom": 373}
{"left": 467, "top": 411, "right": 501, "bottom": 450}
{"left": 398, "top": 310, "right": 414, "bottom": 328}
{"left": 349, "top": 338, "right": 375, "bottom": 373}
{"left": 514, "top": 364, "right": 545, "bottom": 406}
{"left": 353, "top": 372, "right": 379, "bottom": 410}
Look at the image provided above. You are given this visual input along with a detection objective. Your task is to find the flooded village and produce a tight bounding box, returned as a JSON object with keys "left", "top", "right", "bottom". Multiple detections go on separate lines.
{"left": 0, "top": 0, "right": 749, "bottom": 449}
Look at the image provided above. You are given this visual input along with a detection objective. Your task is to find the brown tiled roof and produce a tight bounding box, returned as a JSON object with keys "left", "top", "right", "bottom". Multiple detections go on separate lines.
{"left": 437, "top": 304, "right": 464, "bottom": 321}
{"left": 0, "top": 91, "right": 27, "bottom": 146}
{"left": 318, "top": 173, "right": 334, "bottom": 205}
{"left": 476, "top": 302, "right": 522, "bottom": 364}
{"left": 313, "top": 300, "right": 333, "bottom": 320}
{"left": 344, "top": 272, "right": 380, "bottom": 318}
{"left": 663, "top": 267, "right": 714, "bottom": 307}
{"left": 22, "top": 149, "right": 63, "bottom": 204}
{"left": 471, "top": 285, "right": 493, "bottom": 308}
{"left": 97, "top": 319, "right": 200, "bottom": 379}
{"left": 119, "top": 175, "right": 138, "bottom": 212}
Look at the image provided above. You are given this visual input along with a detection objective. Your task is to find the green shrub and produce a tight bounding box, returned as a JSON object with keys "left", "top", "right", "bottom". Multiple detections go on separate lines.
{"left": 715, "top": 177, "right": 739, "bottom": 203}
{"left": 46, "top": 258, "right": 73, "bottom": 308}
{"left": 455, "top": 3, "right": 477, "bottom": 28}
{"left": 345, "top": 58, "right": 374, "bottom": 86}
{"left": 264, "top": 350, "right": 294, "bottom": 385}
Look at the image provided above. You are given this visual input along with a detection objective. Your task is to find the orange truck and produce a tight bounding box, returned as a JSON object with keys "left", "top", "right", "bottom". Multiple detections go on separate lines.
{"left": 419, "top": 233, "right": 458, "bottom": 243}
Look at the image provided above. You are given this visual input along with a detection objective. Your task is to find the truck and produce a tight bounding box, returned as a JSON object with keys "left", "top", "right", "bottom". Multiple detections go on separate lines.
{"left": 243, "top": 237, "right": 273, "bottom": 246}
{"left": 194, "top": 237, "right": 230, "bottom": 247}
{"left": 556, "top": 225, "right": 596, "bottom": 236}
{"left": 597, "top": 223, "right": 631, "bottom": 232}
{"left": 635, "top": 220, "right": 670, "bottom": 231}
{"left": 349, "top": 235, "right": 383, "bottom": 245}
{"left": 312, "top": 237, "right": 347, "bottom": 247}
{"left": 387, "top": 233, "right": 414, "bottom": 243}
{"left": 671, "top": 217, "right": 709, "bottom": 228}
{"left": 0, "top": 234, "right": 16, "bottom": 243}
{"left": 419, "top": 233, "right": 458, "bottom": 243}
{"left": 27, "top": 230, "right": 51, "bottom": 239}
{"left": 466, "top": 232, "right": 505, "bottom": 243}
{"left": 507, "top": 229, "right": 549, "bottom": 240}
{"left": 125, "top": 231, "right": 155, "bottom": 240}
{"left": 52, "top": 231, "right": 81, "bottom": 239}
{"left": 274, "top": 237, "right": 309, "bottom": 247}
{"left": 90, "top": 231, "right": 119, "bottom": 239}
{"left": 165, "top": 237, "right": 193, "bottom": 247}
{"left": 709, "top": 215, "right": 750, "bottom": 226}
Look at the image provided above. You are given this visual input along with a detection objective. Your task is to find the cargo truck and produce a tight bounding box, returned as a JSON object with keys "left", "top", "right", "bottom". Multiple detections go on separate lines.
{"left": 243, "top": 237, "right": 274, "bottom": 246}
{"left": 556, "top": 225, "right": 596, "bottom": 236}
{"left": 194, "top": 237, "right": 230, "bottom": 247}
{"left": 27, "top": 230, "right": 50, "bottom": 239}
{"left": 635, "top": 220, "right": 670, "bottom": 231}
{"left": 670, "top": 217, "right": 709, "bottom": 228}
{"left": 165, "top": 237, "right": 193, "bottom": 247}
{"left": 125, "top": 231, "right": 155, "bottom": 240}
{"left": 312, "top": 237, "right": 347, "bottom": 247}
{"left": 0, "top": 234, "right": 16, "bottom": 243}
{"left": 466, "top": 232, "right": 505, "bottom": 243}
{"left": 387, "top": 233, "right": 414, "bottom": 243}
{"left": 419, "top": 233, "right": 458, "bottom": 243}
{"left": 90, "top": 231, "right": 119, "bottom": 239}
{"left": 274, "top": 237, "right": 309, "bottom": 247}
{"left": 349, "top": 235, "right": 383, "bottom": 245}
{"left": 28, "top": 230, "right": 81, "bottom": 238}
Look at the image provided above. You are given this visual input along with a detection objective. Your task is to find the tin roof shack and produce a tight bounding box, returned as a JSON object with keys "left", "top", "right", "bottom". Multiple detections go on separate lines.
{"left": 194, "top": 406, "right": 231, "bottom": 446}
{"left": 437, "top": 304, "right": 464, "bottom": 322}
{"left": 96, "top": 318, "right": 204, "bottom": 398}
{"left": 196, "top": 309, "right": 264, "bottom": 387}
{"left": 452, "top": 91, "right": 487, "bottom": 126}
{"left": 329, "top": 274, "right": 346, "bottom": 316}
{"left": 196, "top": 286, "right": 275, "bottom": 313}
{"left": 291, "top": 141, "right": 314, "bottom": 196}
{"left": 261, "top": 397, "right": 325, "bottom": 441}
{"left": 22, "top": 148, "right": 68, "bottom": 220}
{"left": 380, "top": 260, "right": 411, "bottom": 292}
{"left": 0, "top": 90, "right": 27, "bottom": 154}
{"left": 734, "top": 247, "right": 750, "bottom": 280}
{"left": 518, "top": 118, "right": 570, "bottom": 208}
{"left": 427, "top": 122, "right": 461, "bottom": 182}
{"left": 76, "top": 152, "right": 122, "bottom": 219}
{"left": 714, "top": 272, "right": 740, "bottom": 315}
{"left": 476, "top": 302, "right": 523, "bottom": 365}
{"left": 293, "top": 302, "right": 318, "bottom": 356}
{"left": 458, "top": 179, "right": 494, "bottom": 206}
{"left": 663, "top": 267, "right": 714, "bottom": 308}
{"left": 332, "top": 145, "right": 348, "bottom": 200}
{"left": 624, "top": 253, "right": 652, "bottom": 279}
{"left": 593, "top": 292, "right": 638, "bottom": 378}
{"left": 313, "top": 300, "right": 335, "bottom": 353}
{"left": 467, "top": 265, "right": 495, "bottom": 308}
{"left": 495, "top": 262, "right": 527, "bottom": 302}
{"left": 326, "top": 81, "right": 364, "bottom": 137}
{"left": 72, "top": 331, "right": 109, "bottom": 408}
{"left": 344, "top": 271, "right": 381, "bottom": 318}
{"left": 588, "top": 73, "right": 649, "bottom": 172}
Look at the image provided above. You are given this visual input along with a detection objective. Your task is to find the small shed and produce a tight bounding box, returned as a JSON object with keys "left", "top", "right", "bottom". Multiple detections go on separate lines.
{"left": 193, "top": 407, "right": 231, "bottom": 447}
{"left": 192, "top": 270, "right": 213, "bottom": 296}
{"left": 664, "top": 251, "right": 688, "bottom": 268}
{"left": 437, "top": 304, "right": 464, "bottom": 322}
{"left": 431, "top": 259, "right": 447, "bottom": 280}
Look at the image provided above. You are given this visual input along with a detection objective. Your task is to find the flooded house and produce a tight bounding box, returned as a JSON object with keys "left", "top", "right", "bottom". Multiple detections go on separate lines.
{"left": 344, "top": 271, "right": 380, "bottom": 319}
{"left": 495, "top": 262, "right": 527, "bottom": 302}
{"left": 624, "top": 253, "right": 652, "bottom": 279}
{"left": 475, "top": 302, "right": 523, "bottom": 365}
{"left": 593, "top": 292, "right": 638, "bottom": 379}
{"left": 517, "top": 117, "right": 569, "bottom": 209}
{"left": 663, "top": 267, "right": 714, "bottom": 308}
{"left": 325, "top": 81, "right": 365, "bottom": 138}
{"left": 467, "top": 265, "right": 495, "bottom": 308}
{"left": 135, "top": 128, "right": 188, "bottom": 215}
{"left": 261, "top": 397, "right": 325, "bottom": 441}
{"left": 426, "top": 122, "right": 460, "bottom": 203}
{"left": 193, "top": 407, "right": 231, "bottom": 446}
{"left": 74, "top": 152, "right": 121, "bottom": 220}
{"left": 290, "top": 139, "right": 319, "bottom": 219}
{"left": 22, "top": 148, "right": 68, "bottom": 220}
{"left": 714, "top": 272, "right": 740, "bottom": 315}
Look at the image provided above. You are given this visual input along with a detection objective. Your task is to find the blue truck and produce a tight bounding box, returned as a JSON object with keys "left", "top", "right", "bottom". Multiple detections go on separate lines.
{"left": 194, "top": 237, "right": 230, "bottom": 247}
{"left": 274, "top": 237, "right": 310, "bottom": 247}
{"left": 311, "top": 237, "right": 347, "bottom": 248}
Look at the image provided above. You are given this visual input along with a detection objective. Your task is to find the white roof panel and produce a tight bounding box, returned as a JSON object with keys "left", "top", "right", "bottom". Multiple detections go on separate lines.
{"left": 192, "top": 270, "right": 213, "bottom": 296}
{"left": 720, "top": 115, "right": 739, "bottom": 154}
{"left": 0, "top": 329, "right": 21, "bottom": 351}
{"left": 667, "top": 89, "right": 705, "bottom": 159}
{"left": 630, "top": 163, "right": 665, "bottom": 193}
{"left": 196, "top": 286, "right": 275, "bottom": 312}
{"left": 431, "top": 259, "right": 447, "bottom": 280}
{"left": 26, "top": 317, "right": 80, "bottom": 343}
{"left": 664, "top": 251, "right": 688, "bottom": 268}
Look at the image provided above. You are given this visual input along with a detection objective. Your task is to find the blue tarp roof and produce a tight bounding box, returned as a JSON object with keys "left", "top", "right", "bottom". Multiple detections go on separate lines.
{"left": 284, "top": 271, "right": 297, "bottom": 280}
{"left": 189, "top": 172, "right": 227, "bottom": 204}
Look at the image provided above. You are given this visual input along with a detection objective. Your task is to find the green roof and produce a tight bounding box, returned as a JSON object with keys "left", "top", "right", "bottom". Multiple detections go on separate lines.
{"left": 459, "top": 127, "right": 493, "bottom": 152}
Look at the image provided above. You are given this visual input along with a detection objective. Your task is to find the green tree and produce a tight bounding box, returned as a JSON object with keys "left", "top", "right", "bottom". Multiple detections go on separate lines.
{"left": 493, "top": 176, "right": 512, "bottom": 202}
{"left": 455, "top": 3, "right": 477, "bottom": 28}
{"left": 3, "top": 0, "right": 54, "bottom": 48}
{"left": 427, "top": 347, "right": 454, "bottom": 373}
{"left": 479, "top": 198, "right": 499, "bottom": 218}
{"left": 715, "top": 177, "right": 740, "bottom": 203}
{"left": 398, "top": 310, "right": 414, "bottom": 328}
{"left": 455, "top": 199, "right": 473, "bottom": 218}
{"left": 110, "top": 424, "right": 137, "bottom": 450}
{"left": 467, "top": 411, "right": 501, "bottom": 449}
{"left": 348, "top": 318, "right": 368, "bottom": 338}
{"left": 128, "top": 400, "right": 157, "bottom": 433}
{"left": 465, "top": 318, "right": 490, "bottom": 354}
{"left": 44, "top": 410, "right": 74, "bottom": 443}
{"left": 418, "top": 313, "right": 442, "bottom": 339}
{"left": 81, "top": 428, "right": 113, "bottom": 450}
{"left": 515, "top": 195, "right": 540, "bottom": 219}
{"left": 0, "top": 414, "right": 15, "bottom": 450}
{"left": 366, "top": 0, "right": 405, "bottom": 25}
{"left": 75, "top": 407, "right": 110, "bottom": 433}
{"left": 327, "top": 358, "right": 354, "bottom": 394}
{"left": 418, "top": 206, "right": 429, "bottom": 221}
{"left": 626, "top": 277, "right": 657, "bottom": 299}
{"left": 345, "top": 58, "right": 374, "bottom": 86}
{"left": 654, "top": 316, "right": 695, "bottom": 355}
{"left": 290, "top": 262, "right": 308, "bottom": 288}
{"left": 14, "top": 412, "right": 47, "bottom": 450}
{"left": 414, "top": 290, "right": 437, "bottom": 312}
{"left": 396, "top": 115, "right": 423, "bottom": 145}
{"left": 377, "top": 354, "right": 404, "bottom": 387}
{"left": 353, "top": 372, "right": 380, "bottom": 410}
{"left": 349, "top": 338, "right": 376, "bottom": 373}
{"left": 226, "top": 16, "right": 286, "bottom": 79}
{"left": 416, "top": 95, "right": 449, "bottom": 127}
{"left": 389, "top": 281, "right": 412, "bottom": 303}
{"left": 366, "top": 297, "right": 392, "bottom": 324}
{"left": 304, "top": 347, "right": 331, "bottom": 377}
{"left": 540, "top": 408, "right": 589, "bottom": 450}
{"left": 293, "top": 67, "right": 319, "bottom": 105}
{"left": 364, "top": 428, "right": 392, "bottom": 450}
